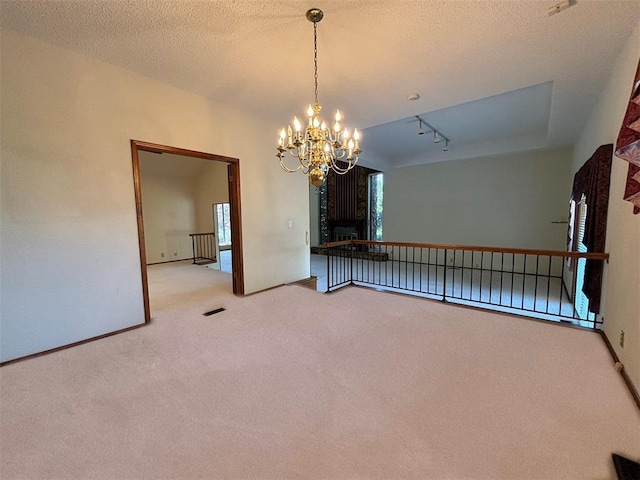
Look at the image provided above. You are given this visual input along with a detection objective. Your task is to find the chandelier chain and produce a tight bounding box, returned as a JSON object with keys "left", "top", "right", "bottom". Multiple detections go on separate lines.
{"left": 313, "top": 21, "right": 318, "bottom": 105}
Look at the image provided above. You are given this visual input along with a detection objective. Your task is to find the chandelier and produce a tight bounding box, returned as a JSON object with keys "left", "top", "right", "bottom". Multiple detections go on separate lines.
{"left": 276, "top": 8, "right": 361, "bottom": 187}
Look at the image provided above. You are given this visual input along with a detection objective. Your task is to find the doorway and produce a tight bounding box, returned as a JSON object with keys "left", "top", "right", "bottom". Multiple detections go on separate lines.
{"left": 131, "top": 140, "right": 244, "bottom": 323}
{"left": 213, "top": 202, "right": 233, "bottom": 274}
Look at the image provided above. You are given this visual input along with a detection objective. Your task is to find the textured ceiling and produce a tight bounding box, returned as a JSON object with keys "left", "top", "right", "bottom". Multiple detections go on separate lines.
{"left": 2, "top": 0, "right": 639, "bottom": 169}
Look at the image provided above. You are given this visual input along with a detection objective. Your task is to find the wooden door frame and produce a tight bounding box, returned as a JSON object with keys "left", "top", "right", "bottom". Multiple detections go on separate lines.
{"left": 131, "top": 140, "right": 244, "bottom": 323}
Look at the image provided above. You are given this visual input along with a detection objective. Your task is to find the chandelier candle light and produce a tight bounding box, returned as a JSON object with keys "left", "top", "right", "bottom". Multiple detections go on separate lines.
{"left": 276, "top": 8, "right": 361, "bottom": 187}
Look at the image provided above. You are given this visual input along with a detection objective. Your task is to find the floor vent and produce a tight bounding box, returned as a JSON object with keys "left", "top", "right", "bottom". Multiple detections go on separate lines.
{"left": 203, "top": 307, "right": 226, "bottom": 316}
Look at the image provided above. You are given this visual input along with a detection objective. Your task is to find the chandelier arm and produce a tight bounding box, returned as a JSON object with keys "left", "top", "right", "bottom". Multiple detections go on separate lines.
{"left": 328, "top": 156, "right": 358, "bottom": 174}
{"left": 331, "top": 148, "right": 348, "bottom": 161}
{"left": 279, "top": 160, "right": 304, "bottom": 173}
{"left": 279, "top": 153, "right": 309, "bottom": 173}
{"left": 331, "top": 164, "right": 357, "bottom": 175}
{"left": 289, "top": 147, "right": 312, "bottom": 166}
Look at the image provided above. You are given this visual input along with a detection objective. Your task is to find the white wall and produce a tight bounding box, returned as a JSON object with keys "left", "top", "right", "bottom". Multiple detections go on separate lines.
{"left": 0, "top": 29, "right": 310, "bottom": 362}
{"left": 140, "top": 175, "right": 197, "bottom": 264}
{"left": 195, "top": 161, "right": 229, "bottom": 234}
{"left": 309, "top": 186, "right": 320, "bottom": 247}
{"left": 572, "top": 19, "right": 640, "bottom": 390}
{"left": 383, "top": 148, "right": 573, "bottom": 250}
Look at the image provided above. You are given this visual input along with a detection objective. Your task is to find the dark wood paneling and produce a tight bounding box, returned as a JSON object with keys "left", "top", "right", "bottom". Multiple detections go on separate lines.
{"left": 325, "top": 164, "right": 378, "bottom": 241}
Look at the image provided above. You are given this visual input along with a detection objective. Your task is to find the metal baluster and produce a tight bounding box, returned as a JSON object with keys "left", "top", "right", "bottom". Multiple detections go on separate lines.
{"left": 499, "top": 252, "right": 504, "bottom": 306}
{"left": 326, "top": 247, "right": 330, "bottom": 292}
{"left": 510, "top": 254, "right": 515, "bottom": 307}
{"left": 533, "top": 255, "right": 540, "bottom": 311}
{"left": 545, "top": 255, "right": 552, "bottom": 314}
{"left": 453, "top": 250, "right": 458, "bottom": 298}
{"left": 480, "top": 251, "right": 484, "bottom": 303}
{"left": 522, "top": 254, "right": 527, "bottom": 309}
{"left": 427, "top": 248, "right": 431, "bottom": 293}
{"left": 470, "top": 251, "right": 476, "bottom": 301}
{"left": 442, "top": 248, "right": 448, "bottom": 301}
{"left": 350, "top": 243, "right": 353, "bottom": 285}
{"left": 559, "top": 257, "right": 565, "bottom": 316}
{"left": 419, "top": 248, "right": 423, "bottom": 293}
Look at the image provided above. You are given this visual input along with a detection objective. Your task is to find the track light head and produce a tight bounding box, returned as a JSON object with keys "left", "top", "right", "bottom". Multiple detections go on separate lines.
{"left": 415, "top": 115, "right": 449, "bottom": 148}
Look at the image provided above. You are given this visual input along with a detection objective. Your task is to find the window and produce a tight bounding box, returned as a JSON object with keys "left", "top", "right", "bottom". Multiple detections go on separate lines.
{"left": 574, "top": 196, "right": 594, "bottom": 322}
{"left": 368, "top": 173, "right": 383, "bottom": 241}
{"left": 215, "top": 203, "right": 232, "bottom": 247}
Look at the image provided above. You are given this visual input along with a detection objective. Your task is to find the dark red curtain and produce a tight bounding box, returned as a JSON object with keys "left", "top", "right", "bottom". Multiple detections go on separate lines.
{"left": 571, "top": 144, "right": 613, "bottom": 313}
{"left": 614, "top": 58, "right": 640, "bottom": 214}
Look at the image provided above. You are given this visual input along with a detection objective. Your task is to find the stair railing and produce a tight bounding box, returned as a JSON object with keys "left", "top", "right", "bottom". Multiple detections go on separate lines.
{"left": 189, "top": 232, "right": 216, "bottom": 265}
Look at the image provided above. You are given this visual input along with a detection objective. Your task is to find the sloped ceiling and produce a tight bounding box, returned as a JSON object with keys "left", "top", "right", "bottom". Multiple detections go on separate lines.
{"left": 2, "top": 0, "right": 639, "bottom": 170}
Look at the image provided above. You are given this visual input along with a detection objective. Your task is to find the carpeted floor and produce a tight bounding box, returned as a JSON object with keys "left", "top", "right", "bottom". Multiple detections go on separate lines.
{"left": 1, "top": 263, "right": 638, "bottom": 479}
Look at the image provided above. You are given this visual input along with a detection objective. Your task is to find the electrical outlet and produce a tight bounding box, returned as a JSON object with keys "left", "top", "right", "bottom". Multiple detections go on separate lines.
{"left": 619, "top": 330, "right": 625, "bottom": 348}
{"left": 161, "top": 253, "right": 165, "bottom": 258}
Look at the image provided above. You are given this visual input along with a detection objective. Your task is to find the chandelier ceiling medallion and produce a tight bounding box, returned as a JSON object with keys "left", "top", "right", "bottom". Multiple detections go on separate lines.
{"left": 276, "top": 8, "right": 361, "bottom": 187}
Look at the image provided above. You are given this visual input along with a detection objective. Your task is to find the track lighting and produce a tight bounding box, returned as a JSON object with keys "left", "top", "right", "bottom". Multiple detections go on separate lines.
{"left": 414, "top": 115, "right": 450, "bottom": 151}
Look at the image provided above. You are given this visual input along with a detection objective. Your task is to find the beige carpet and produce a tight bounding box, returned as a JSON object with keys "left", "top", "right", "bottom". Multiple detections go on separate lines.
{"left": 146, "top": 260, "right": 234, "bottom": 315}
{"left": 1, "top": 262, "right": 638, "bottom": 479}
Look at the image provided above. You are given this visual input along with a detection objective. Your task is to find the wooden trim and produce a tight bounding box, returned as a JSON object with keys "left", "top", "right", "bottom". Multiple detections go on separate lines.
{"left": 146, "top": 258, "right": 192, "bottom": 266}
{"left": 0, "top": 324, "right": 145, "bottom": 367}
{"left": 289, "top": 276, "right": 318, "bottom": 290}
{"left": 130, "top": 140, "right": 246, "bottom": 320}
{"left": 228, "top": 162, "right": 244, "bottom": 295}
{"left": 130, "top": 140, "right": 239, "bottom": 164}
{"left": 323, "top": 240, "right": 353, "bottom": 248}
{"left": 130, "top": 141, "right": 151, "bottom": 324}
{"left": 323, "top": 240, "right": 609, "bottom": 260}
{"left": 599, "top": 330, "right": 640, "bottom": 411}
{"left": 242, "top": 283, "right": 286, "bottom": 296}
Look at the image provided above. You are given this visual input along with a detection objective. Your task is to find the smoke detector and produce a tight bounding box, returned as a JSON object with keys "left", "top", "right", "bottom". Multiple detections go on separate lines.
{"left": 407, "top": 93, "right": 420, "bottom": 101}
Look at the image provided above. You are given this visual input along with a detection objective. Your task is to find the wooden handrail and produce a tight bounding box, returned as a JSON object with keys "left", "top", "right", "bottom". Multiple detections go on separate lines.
{"left": 189, "top": 232, "right": 215, "bottom": 237}
{"left": 322, "top": 239, "right": 609, "bottom": 261}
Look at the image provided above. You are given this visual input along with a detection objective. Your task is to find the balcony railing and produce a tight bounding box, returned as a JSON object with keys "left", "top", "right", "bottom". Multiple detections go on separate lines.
{"left": 324, "top": 240, "right": 609, "bottom": 329}
{"left": 189, "top": 232, "right": 216, "bottom": 265}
